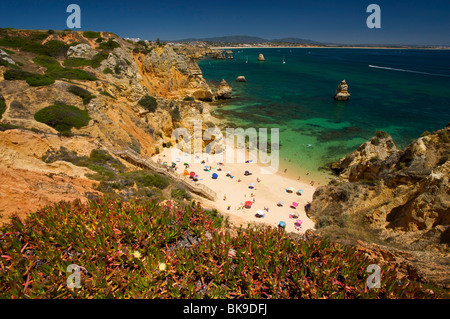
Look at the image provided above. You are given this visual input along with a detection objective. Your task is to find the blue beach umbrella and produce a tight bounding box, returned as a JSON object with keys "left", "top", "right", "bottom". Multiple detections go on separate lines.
{"left": 212, "top": 173, "right": 218, "bottom": 179}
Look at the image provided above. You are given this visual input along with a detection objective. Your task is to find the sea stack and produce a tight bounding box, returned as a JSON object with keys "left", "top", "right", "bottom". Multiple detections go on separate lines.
{"left": 236, "top": 76, "right": 247, "bottom": 82}
{"left": 216, "top": 79, "right": 232, "bottom": 99}
{"left": 257, "top": 53, "right": 265, "bottom": 61}
{"left": 334, "top": 79, "right": 350, "bottom": 101}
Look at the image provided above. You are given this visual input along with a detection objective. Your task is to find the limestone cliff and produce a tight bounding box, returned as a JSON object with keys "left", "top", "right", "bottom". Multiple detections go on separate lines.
{"left": 0, "top": 29, "right": 216, "bottom": 221}
{"left": 308, "top": 127, "right": 450, "bottom": 287}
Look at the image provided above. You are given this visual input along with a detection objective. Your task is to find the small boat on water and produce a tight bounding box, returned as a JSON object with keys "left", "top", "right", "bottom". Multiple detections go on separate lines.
{"left": 282, "top": 56, "right": 286, "bottom": 64}
{"left": 245, "top": 56, "right": 248, "bottom": 63}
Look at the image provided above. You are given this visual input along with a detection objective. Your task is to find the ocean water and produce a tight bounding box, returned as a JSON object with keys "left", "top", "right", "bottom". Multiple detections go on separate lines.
{"left": 198, "top": 48, "right": 450, "bottom": 183}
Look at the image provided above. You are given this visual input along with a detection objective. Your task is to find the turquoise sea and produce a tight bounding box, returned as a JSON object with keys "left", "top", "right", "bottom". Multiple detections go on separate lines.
{"left": 198, "top": 48, "right": 450, "bottom": 183}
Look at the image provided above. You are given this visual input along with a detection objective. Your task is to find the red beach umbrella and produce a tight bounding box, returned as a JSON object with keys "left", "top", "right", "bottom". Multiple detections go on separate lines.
{"left": 189, "top": 171, "right": 196, "bottom": 178}
{"left": 245, "top": 201, "right": 253, "bottom": 208}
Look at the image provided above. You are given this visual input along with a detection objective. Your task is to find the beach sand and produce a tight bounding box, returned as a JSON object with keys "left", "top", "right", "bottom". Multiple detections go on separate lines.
{"left": 152, "top": 144, "right": 317, "bottom": 234}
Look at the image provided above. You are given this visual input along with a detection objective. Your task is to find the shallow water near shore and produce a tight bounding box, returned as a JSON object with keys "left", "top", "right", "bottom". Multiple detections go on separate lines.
{"left": 198, "top": 48, "right": 450, "bottom": 183}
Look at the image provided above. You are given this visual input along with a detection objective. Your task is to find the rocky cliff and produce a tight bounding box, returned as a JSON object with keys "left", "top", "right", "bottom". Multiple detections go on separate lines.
{"left": 0, "top": 29, "right": 216, "bottom": 220}
{"left": 308, "top": 127, "right": 450, "bottom": 288}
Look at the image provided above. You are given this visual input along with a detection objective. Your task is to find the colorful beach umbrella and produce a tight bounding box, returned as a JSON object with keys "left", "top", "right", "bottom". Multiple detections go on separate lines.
{"left": 278, "top": 221, "right": 286, "bottom": 228}
{"left": 189, "top": 171, "right": 196, "bottom": 177}
{"left": 212, "top": 173, "right": 218, "bottom": 179}
{"left": 277, "top": 201, "right": 284, "bottom": 207}
{"left": 286, "top": 187, "right": 294, "bottom": 193}
{"left": 292, "top": 202, "right": 299, "bottom": 207}
{"left": 249, "top": 183, "right": 255, "bottom": 188}
{"left": 245, "top": 201, "right": 252, "bottom": 208}
{"left": 183, "top": 169, "right": 189, "bottom": 176}
{"left": 297, "top": 190, "right": 304, "bottom": 195}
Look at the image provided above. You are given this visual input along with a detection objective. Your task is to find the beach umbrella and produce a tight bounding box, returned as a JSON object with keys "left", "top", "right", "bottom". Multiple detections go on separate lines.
{"left": 297, "top": 190, "right": 304, "bottom": 195}
{"left": 193, "top": 175, "right": 199, "bottom": 181}
{"left": 226, "top": 171, "right": 231, "bottom": 176}
{"left": 172, "top": 162, "right": 176, "bottom": 167}
{"left": 278, "top": 221, "right": 286, "bottom": 229}
{"left": 189, "top": 171, "right": 196, "bottom": 178}
{"left": 286, "top": 187, "right": 294, "bottom": 193}
{"left": 292, "top": 202, "right": 299, "bottom": 208}
{"left": 256, "top": 210, "right": 265, "bottom": 218}
{"left": 212, "top": 173, "right": 218, "bottom": 179}
{"left": 295, "top": 220, "right": 303, "bottom": 227}
{"left": 244, "top": 170, "right": 250, "bottom": 176}
{"left": 245, "top": 201, "right": 252, "bottom": 208}
{"left": 183, "top": 169, "right": 189, "bottom": 176}
{"left": 249, "top": 183, "right": 255, "bottom": 188}
{"left": 277, "top": 201, "right": 284, "bottom": 207}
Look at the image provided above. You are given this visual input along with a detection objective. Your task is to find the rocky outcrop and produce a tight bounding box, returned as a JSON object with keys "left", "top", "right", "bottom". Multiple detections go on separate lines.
{"left": 308, "top": 127, "right": 450, "bottom": 287}
{"left": 257, "top": 53, "right": 265, "bottom": 61}
{"left": 66, "top": 43, "right": 98, "bottom": 59}
{"left": 216, "top": 79, "right": 232, "bottom": 99}
{"left": 334, "top": 79, "right": 350, "bottom": 101}
{"left": 211, "top": 50, "right": 225, "bottom": 60}
{"left": 236, "top": 76, "right": 246, "bottom": 82}
{"left": 225, "top": 50, "right": 233, "bottom": 59}
{"left": 0, "top": 49, "right": 16, "bottom": 65}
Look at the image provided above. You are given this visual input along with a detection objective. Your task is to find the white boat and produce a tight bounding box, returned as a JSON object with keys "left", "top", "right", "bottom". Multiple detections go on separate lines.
{"left": 245, "top": 56, "right": 248, "bottom": 63}
{"left": 282, "top": 56, "right": 286, "bottom": 64}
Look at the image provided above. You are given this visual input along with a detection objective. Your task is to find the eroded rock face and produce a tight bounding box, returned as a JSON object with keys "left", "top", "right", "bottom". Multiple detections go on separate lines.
{"left": 67, "top": 43, "right": 97, "bottom": 59}
{"left": 334, "top": 80, "right": 350, "bottom": 101}
{"left": 308, "top": 127, "right": 450, "bottom": 287}
{"left": 216, "top": 79, "right": 232, "bottom": 99}
{"left": 0, "top": 49, "right": 16, "bottom": 65}
{"left": 257, "top": 53, "right": 265, "bottom": 61}
{"left": 236, "top": 76, "right": 246, "bottom": 82}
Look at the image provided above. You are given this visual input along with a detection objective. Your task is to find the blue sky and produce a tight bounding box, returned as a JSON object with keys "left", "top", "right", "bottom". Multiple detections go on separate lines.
{"left": 1, "top": 0, "right": 449, "bottom": 45}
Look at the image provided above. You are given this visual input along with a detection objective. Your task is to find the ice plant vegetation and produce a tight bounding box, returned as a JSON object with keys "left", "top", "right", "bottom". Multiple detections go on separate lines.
{"left": 0, "top": 197, "right": 440, "bottom": 299}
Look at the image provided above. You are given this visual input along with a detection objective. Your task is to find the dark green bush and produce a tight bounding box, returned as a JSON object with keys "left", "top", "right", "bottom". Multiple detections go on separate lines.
{"left": 91, "top": 51, "right": 109, "bottom": 68}
{"left": 34, "top": 103, "right": 90, "bottom": 133}
{"left": 95, "top": 37, "right": 105, "bottom": 43}
{"left": 0, "top": 98, "right": 6, "bottom": 119}
{"left": 97, "top": 38, "right": 120, "bottom": 50}
{"left": 371, "top": 138, "right": 380, "bottom": 146}
{"left": 63, "top": 57, "right": 92, "bottom": 67}
{"left": 103, "top": 67, "right": 113, "bottom": 74}
{"left": 83, "top": 31, "right": 101, "bottom": 38}
{"left": 138, "top": 95, "right": 157, "bottom": 112}
{"left": 170, "top": 106, "right": 181, "bottom": 121}
{"left": 375, "top": 130, "right": 390, "bottom": 139}
{"left": 3, "top": 69, "right": 33, "bottom": 80}
{"left": 25, "top": 74, "right": 55, "bottom": 87}
{"left": 438, "top": 131, "right": 450, "bottom": 143}
{"left": 67, "top": 85, "right": 95, "bottom": 105}
{"left": 33, "top": 55, "right": 97, "bottom": 81}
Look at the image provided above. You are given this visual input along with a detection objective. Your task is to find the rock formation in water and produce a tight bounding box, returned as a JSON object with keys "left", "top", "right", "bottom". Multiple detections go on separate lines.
{"left": 216, "top": 79, "right": 232, "bottom": 99}
{"left": 308, "top": 127, "right": 450, "bottom": 288}
{"left": 334, "top": 79, "right": 350, "bottom": 101}
{"left": 257, "top": 53, "right": 265, "bottom": 61}
{"left": 236, "top": 76, "right": 246, "bottom": 82}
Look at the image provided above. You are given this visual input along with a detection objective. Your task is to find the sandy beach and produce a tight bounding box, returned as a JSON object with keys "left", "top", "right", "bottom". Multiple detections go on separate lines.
{"left": 152, "top": 143, "right": 316, "bottom": 234}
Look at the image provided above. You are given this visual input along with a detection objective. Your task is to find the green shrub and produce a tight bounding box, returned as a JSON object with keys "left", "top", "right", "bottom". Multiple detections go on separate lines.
{"left": 100, "top": 91, "right": 114, "bottom": 98}
{"left": 97, "top": 38, "right": 120, "bottom": 50}
{"left": 63, "top": 57, "right": 92, "bottom": 67}
{"left": 421, "top": 131, "right": 431, "bottom": 137}
{"left": 102, "top": 67, "right": 113, "bottom": 74}
{"left": 33, "top": 55, "right": 97, "bottom": 81}
{"left": 375, "top": 130, "right": 390, "bottom": 139}
{"left": 170, "top": 106, "right": 181, "bottom": 121}
{"left": 91, "top": 51, "right": 109, "bottom": 68}
{"left": 25, "top": 74, "right": 55, "bottom": 86}
{"left": 438, "top": 131, "right": 450, "bottom": 143}
{"left": 171, "top": 187, "right": 191, "bottom": 201}
{"left": 183, "top": 96, "right": 195, "bottom": 101}
{"left": 3, "top": 69, "right": 33, "bottom": 80}
{"left": 0, "top": 98, "right": 6, "bottom": 119}
{"left": 34, "top": 103, "right": 90, "bottom": 133}
{"left": 371, "top": 138, "right": 380, "bottom": 146}
{"left": 83, "top": 31, "right": 101, "bottom": 38}
{"left": 138, "top": 95, "right": 157, "bottom": 112}
{"left": 95, "top": 37, "right": 105, "bottom": 43}
{"left": 67, "top": 85, "right": 95, "bottom": 105}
